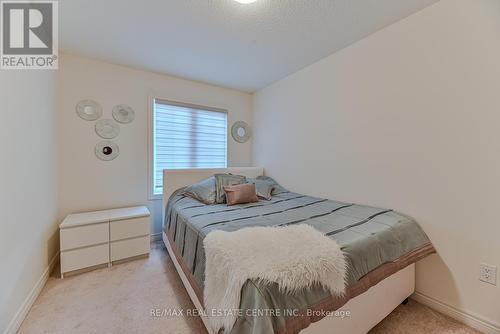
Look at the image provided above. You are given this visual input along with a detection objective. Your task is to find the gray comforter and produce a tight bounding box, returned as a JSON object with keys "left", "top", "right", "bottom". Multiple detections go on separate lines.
{"left": 164, "top": 177, "right": 433, "bottom": 334}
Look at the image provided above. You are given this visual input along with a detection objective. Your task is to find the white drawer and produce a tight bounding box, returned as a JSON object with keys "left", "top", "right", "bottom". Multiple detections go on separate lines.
{"left": 60, "top": 223, "right": 109, "bottom": 251}
{"left": 110, "top": 236, "right": 150, "bottom": 262}
{"left": 61, "top": 244, "right": 109, "bottom": 273}
{"left": 110, "top": 217, "right": 149, "bottom": 241}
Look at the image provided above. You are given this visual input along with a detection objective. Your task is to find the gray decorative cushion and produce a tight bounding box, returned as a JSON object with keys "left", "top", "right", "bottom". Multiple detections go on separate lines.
{"left": 256, "top": 176, "right": 288, "bottom": 194}
{"left": 182, "top": 176, "right": 217, "bottom": 204}
{"left": 214, "top": 174, "right": 247, "bottom": 204}
{"left": 247, "top": 178, "right": 275, "bottom": 200}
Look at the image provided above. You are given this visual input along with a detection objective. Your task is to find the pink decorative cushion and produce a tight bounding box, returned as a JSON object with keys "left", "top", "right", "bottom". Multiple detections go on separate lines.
{"left": 223, "top": 183, "right": 259, "bottom": 206}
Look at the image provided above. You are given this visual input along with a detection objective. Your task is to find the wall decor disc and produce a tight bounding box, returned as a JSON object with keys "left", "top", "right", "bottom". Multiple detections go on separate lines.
{"left": 95, "top": 119, "right": 120, "bottom": 139}
{"left": 231, "top": 121, "right": 251, "bottom": 143}
{"left": 95, "top": 141, "right": 119, "bottom": 161}
{"left": 112, "top": 104, "right": 135, "bottom": 124}
{"left": 76, "top": 100, "right": 102, "bottom": 121}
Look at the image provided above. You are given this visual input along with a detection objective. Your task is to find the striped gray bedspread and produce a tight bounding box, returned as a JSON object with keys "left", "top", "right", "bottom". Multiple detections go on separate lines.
{"left": 164, "top": 181, "right": 433, "bottom": 334}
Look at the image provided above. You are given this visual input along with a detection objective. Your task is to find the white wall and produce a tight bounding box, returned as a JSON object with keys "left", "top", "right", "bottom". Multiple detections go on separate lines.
{"left": 254, "top": 0, "right": 500, "bottom": 329}
{"left": 58, "top": 54, "right": 253, "bottom": 235}
{"left": 0, "top": 71, "right": 59, "bottom": 332}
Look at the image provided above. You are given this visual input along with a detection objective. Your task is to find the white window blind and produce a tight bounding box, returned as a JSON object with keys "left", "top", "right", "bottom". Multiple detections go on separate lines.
{"left": 153, "top": 100, "right": 228, "bottom": 195}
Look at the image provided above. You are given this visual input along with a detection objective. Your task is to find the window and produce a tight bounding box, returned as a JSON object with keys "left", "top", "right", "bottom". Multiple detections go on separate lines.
{"left": 152, "top": 99, "right": 228, "bottom": 195}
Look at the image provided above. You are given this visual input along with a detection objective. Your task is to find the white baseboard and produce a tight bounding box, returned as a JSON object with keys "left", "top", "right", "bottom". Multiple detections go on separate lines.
{"left": 3, "top": 253, "right": 59, "bottom": 334}
{"left": 151, "top": 233, "right": 162, "bottom": 242}
{"left": 412, "top": 292, "right": 500, "bottom": 334}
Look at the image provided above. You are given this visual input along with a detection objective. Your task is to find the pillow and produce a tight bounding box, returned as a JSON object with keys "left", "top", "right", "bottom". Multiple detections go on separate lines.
{"left": 215, "top": 174, "right": 247, "bottom": 204}
{"left": 247, "top": 178, "right": 275, "bottom": 200}
{"left": 182, "top": 176, "right": 217, "bottom": 204}
{"left": 224, "top": 183, "right": 259, "bottom": 206}
{"left": 256, "top": 176, "right": 288, "bottom": 194}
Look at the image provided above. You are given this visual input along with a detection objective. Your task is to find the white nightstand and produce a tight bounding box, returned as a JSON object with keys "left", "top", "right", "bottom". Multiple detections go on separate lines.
{"left": 60, "top": 206, "right": 150, "bottom": 278}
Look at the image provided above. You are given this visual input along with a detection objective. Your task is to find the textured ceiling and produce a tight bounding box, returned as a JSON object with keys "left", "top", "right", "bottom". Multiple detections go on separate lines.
{"left": 60, "top": 0, "right": 439, "bottom": 92}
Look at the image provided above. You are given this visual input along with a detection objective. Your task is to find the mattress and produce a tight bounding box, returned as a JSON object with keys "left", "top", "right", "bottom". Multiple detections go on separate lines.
{"left": 164, "top": 180, "right": 434, "bottom": 334}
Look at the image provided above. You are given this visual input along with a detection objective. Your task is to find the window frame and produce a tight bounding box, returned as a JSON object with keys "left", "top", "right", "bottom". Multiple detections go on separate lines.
{"left": 148, "top": 96, "right": 228, "bottom": 200}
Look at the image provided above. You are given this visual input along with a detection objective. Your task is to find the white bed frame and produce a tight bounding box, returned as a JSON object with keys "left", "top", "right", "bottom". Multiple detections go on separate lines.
{"left": 162, "top": 168, "right": 414, "bottom": 334}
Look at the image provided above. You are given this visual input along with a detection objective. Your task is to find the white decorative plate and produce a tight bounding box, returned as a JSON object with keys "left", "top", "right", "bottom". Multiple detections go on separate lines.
{"left": 112, "top": 104, "right": 135, "bottom": 124}
{"left": 76, "top": 100, "right": 102, "bottom": 121}
{"left": 95, "top": 141, "right": 119, "bottom": 161}
{"left": 95, "top": 119, "right": 120, "bottom": 139}
{"left": 231, "top": 121, "right": 251, "bottom": 143}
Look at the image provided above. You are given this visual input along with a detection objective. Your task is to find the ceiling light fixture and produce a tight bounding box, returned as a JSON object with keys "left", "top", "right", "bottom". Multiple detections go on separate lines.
{"left": 234, "top": 0, "right": 258, "bottom": 4}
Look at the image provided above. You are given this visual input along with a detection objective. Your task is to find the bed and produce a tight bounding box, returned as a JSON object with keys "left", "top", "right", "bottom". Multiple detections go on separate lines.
{"left": 162, "top": 167, "right": 435, "bottom": 334}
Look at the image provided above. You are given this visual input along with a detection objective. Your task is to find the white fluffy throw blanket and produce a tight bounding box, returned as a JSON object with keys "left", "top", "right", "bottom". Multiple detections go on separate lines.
{"left": 203, "top": 224, "right": 347, "bottom": 333}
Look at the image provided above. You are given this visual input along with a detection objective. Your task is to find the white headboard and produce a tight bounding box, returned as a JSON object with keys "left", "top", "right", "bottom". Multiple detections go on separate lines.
{"left": 162, "top": 167, "right": 264, "bottom": 224}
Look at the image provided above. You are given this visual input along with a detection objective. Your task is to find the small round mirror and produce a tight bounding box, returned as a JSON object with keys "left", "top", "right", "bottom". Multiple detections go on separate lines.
{"left": 231, "top": 121, "right": 251, "bottom": 143}
{"left": 76, "top": 100, "right": 102, "bottom": 121}
{"left": 95, "top": 119, "right": 120, "bottom": 139}
{"left": 112, "top": 104, "right": 135, "bottom": 124}
{"left": 95, "top": 141, "right": 119, "bottom": 161}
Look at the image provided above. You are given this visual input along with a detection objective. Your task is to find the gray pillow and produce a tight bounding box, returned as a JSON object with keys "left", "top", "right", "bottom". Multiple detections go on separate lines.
{"left": 256, "top": 176, "right": 288, "bottom": 194}
{"left": 247, "top": 178, "right": 275, "bottom": 200}
{"left": 182, "top": 176, "right": 217, "bottom": 204}
{"left": 215, "top": 174, "right": 247, "bottom": 204}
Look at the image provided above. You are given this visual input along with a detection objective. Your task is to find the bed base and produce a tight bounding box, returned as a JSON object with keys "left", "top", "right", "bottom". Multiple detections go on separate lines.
{"left": 163, "top": 231, "right": 414, "bottom": 334}
{"left": 163, "top": 232, "right": 214, "bottom": 332}
{"left": 301, "top": 263, "right": 414, "bottom": 334}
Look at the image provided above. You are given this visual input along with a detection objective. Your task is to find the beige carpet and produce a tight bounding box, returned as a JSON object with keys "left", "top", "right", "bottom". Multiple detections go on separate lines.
{"left": 370, "top": 299, "right": 481, "bottom": 334}
{"left": 19, "top": 241, "right": 481, "bottom": 334}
